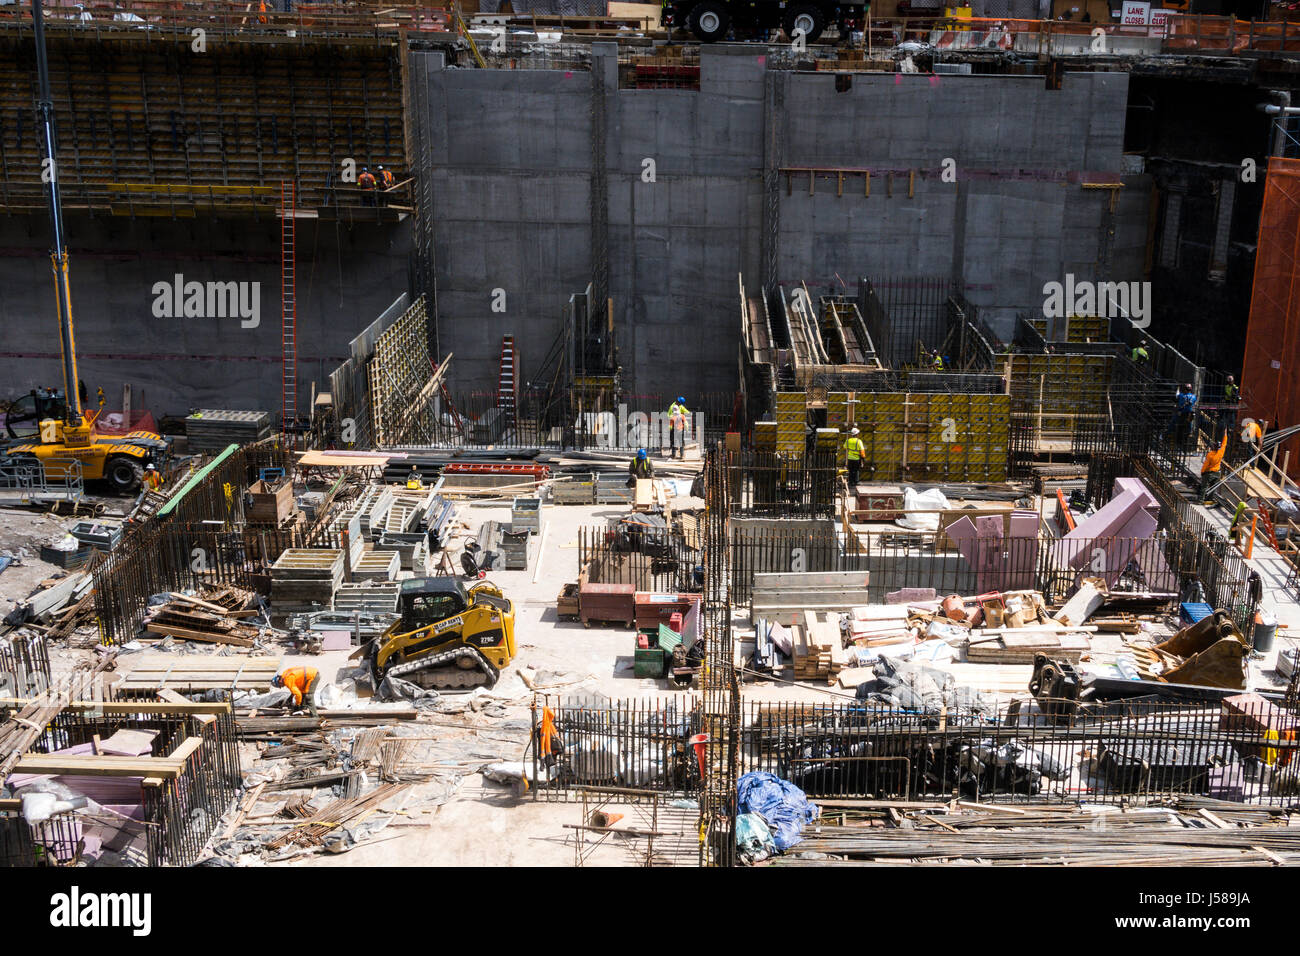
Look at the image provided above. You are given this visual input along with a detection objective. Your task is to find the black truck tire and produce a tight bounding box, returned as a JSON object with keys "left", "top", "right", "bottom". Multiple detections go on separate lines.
{"left": 784, "top": 5, "right": 825, "bottom": 43}
{"left": 104, "top": 455, "right": 143, "bottom": 494}
{"left": 689, "top": 0, "right": 730, "bottom": 42}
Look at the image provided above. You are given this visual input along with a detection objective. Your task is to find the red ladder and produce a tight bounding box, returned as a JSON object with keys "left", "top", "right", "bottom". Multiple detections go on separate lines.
{"left": 1256, "top": 497, "right": 1282, "bottom": 552}
{"left": 497, "top": 334, "right": 519, "bottom": 429}
{"left": 280, "top": 181, "right": 297, "bottom": 428}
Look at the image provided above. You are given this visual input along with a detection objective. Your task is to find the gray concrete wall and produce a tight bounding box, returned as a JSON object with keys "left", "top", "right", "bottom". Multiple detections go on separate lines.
{"left": 0, "top": 215, "right": 411, "bottom": 418}
{"left": 417, "top": 53, "right": 1137, "bottom": 398}
{"left": 777, "top": 70, "right": 1131, "bottom": 315}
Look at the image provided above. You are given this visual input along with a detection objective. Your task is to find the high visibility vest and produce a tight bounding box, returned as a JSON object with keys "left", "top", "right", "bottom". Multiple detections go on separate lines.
{"left": 1224, "top": 384, "right": 1239, "bottom": 402}
{"left": 380, "top": 170, "right": 394, "bottom": 188}
{"left": 359, "top": 173, "right": 376, "bottom": 189}
{"left": 844, "top": 437, "right": 865, "bottom": 461}
{"left": 669, "top": 403, "right": 688, "bottom": 422}
{"left": 670, "top": 412, "right": 686, "bottom": 431}
{"left": 1202, "top": 433, "right": 1228, "bottom": 474}
{"left": 281, "top": 666, "right": 318, "bottom": 706}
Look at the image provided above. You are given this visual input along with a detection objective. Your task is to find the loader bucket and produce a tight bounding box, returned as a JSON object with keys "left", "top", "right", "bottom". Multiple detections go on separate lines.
{"left": 1154, "top": 610, "right": 1248, "bottom": 690}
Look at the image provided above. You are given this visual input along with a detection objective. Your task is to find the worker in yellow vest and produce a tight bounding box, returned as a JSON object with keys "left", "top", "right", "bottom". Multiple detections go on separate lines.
{"left": 667, "top": 397, "right": 689, "bottom": 459}
{"left": 844, "top": 427, "right": 865, "bottom": 487}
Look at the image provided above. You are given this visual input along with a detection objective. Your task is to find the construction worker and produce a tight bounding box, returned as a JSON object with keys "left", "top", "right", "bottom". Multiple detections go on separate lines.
{"left": 1229, "top": 500, "right": 1249, "bottom": 546}
{"left": 627, "top": 448, "right": 654, "bottom": 486}
{"left": 930, "top": 350, "right": 944, "bottom": 371}
{"left": 1131, "top": 341, "right": 1150, "bottom": 365}
{"left": 1199, "top": 428, "right": 1229, "bottom": 503}
{"left": 406, "top": 466, "right": 424, "bottom": 490}
{"left": 143, "top": 463, "right": 163, "bottom": 491}
{"left": 1165, "top": 383, "right": 1197, "bottom": 446}
{"left": 844, "top": 427, "right": 866, "bottom": 487}
{"left": 1220, "top": 375, "right": 1240, "bottom": 429}
{"left": 1242, "top": 417, "right": 1264, "bottom": 449}
{"left": 358, "top": 166, "right": 377, "bottom": 207}
{"left": 272, "top": 665, "right": 320, "bottom": 717}
{"left": 377, "top": 165, "right": 395, "bottom": 206}
{"left": 667, "top": 397, "right": 689, "bottom": 459}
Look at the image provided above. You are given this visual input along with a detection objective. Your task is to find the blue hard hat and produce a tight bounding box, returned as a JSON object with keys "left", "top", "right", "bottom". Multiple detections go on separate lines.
{"left": 677, "top": 397, "right": 685, "bottom": 404}
{"left": 637, "top": 449, "right": 647, "bottom": 460}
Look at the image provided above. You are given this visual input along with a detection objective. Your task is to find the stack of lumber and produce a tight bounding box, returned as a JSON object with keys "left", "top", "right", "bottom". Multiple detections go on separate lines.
{"left": 141, "top": 591, "right": 262, "bottom": 645}
{"left": 270, "top": 549, "right": 344, "bottom": 613}
{"left": 967, "top": 626, "right": 1092, "bottom": 664}
{"left": 115, "top": 654, "right": 282, "bottom": 693}
{"left": 846, "top": 605, "right": 913, "bottom": 648}
{"left": 793, "top": 610, "right": 848, "bottom": 684}
{"left": 144, "top": 603, "right": 259, "bottom": 646}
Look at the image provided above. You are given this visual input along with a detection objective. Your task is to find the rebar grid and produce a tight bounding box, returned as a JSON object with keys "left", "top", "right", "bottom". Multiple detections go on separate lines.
{"left": 699, "top": 446, "right": 739, "bottom": 866}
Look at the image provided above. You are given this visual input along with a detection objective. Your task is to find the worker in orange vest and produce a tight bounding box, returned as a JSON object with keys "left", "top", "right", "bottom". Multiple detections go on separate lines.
{"left": 376, "top": 165, "right": 395, "bottom": 207}
{"left": 1241, "top": 418, "right": 1264, "bottom": 449}
{"left": 143, "top": 463, "right": 163, "bottom": 491}
{"left": 358, "top": 166, "right": 376, "bottom": 207}
{"left": 1199, "top": 429, "right": 1229, "bottom": 502}
{"left": 272, "top": 665, "right": 320, "bottom": 716}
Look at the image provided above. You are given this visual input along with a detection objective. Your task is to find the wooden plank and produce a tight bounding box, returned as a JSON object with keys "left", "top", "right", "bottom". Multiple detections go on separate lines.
{"left": 143, "top": 623, "right": 255, "bottom": 646}
{"left": 167, "top": 737, "right": 204, "bottom": 763}
{"left": 12, "top": 754, "right": 183, "bottom": 779}
{"left": 0, "top": 698, "right": 231, "bottom": 715}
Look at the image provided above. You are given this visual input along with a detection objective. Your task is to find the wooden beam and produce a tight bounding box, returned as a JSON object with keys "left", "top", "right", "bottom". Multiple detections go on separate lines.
{"left": 13, "top": 754, "right": 184, "bottom": 779}
{"left": 0, "top": 698, "right": 231, "bottom": 715}
{"left": 167, "top": 737, "right": 204, "bottom": 763}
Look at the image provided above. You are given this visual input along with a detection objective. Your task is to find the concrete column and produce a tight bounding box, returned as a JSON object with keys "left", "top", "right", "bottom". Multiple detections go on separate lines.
{"left": 1159, "top": 187, "right": 1183, "bottom": 271}
{"left": 1209, "top": 177, "right": 1235, "bottom": 283}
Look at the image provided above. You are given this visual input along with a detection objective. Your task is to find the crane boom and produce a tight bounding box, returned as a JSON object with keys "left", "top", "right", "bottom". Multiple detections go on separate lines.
{"left": 33, "top": 0, "right": 80, "bottom": 424}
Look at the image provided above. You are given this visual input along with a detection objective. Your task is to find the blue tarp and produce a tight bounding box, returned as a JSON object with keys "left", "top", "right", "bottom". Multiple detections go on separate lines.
{"left": 736, "top": 771, "right": 819, "bottom": 852}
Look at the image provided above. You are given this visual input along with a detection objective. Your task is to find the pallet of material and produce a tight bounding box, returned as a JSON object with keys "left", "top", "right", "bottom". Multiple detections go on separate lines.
{"left": 751, "top": 570, "right": 871, "bottom": 623}
{"left": 793, "top": 610, "right": 848, "bottom": 684}
{"left": 552, "top": 473, "right": 596, "bottom": 504}
{"left": 115, "top": 654, "right": 282, "bottom": 692}
{"left": 966, "top": 629, "right": 1091, "bottom": 664}
{"left": 270, "top": 548, "right": 344, "bottom": 609}
{"left": 245, "top": 478, "right": 295, "bottom": 525}
{"left": 184, "top": 408, "right": 273, "bottom": 452}
{"left": 143, "top": 606, "right": 259, "bottom": 646}
{"left": 333, "top": 582, "right": 401, "bottom": 614}
{"left": 351, "top": 550, "right": 401, "bottom": 582}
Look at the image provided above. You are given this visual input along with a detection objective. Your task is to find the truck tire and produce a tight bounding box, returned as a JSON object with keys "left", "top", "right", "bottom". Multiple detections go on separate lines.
{"left": 104, "top": 455, "right": 143, "bottom": 494}
{"left": 689, "top": 0, "right": 729, "bottom": 42}
{"left": 784, "top": 5, "right": 825, "bottom": 43}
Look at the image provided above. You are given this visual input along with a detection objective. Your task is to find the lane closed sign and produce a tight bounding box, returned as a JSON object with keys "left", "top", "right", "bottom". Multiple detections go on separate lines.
{"left": 1122, "top": 0, "right": 1151, "bottom": 23}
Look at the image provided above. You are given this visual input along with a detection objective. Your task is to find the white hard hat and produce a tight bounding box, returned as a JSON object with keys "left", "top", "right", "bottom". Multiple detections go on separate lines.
{"left": 850, "top": 427, "right": 860, "bottom": 435}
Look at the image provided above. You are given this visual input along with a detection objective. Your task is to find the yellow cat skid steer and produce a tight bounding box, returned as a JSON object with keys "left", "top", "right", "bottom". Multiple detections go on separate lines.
{"left": 368, "top": 576, "right": 516, "bottom": 690}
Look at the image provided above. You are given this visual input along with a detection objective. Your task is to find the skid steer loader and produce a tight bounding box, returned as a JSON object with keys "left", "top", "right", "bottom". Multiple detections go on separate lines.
{"left": 367, "top": 576, "right": 516, "bottom": 690}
